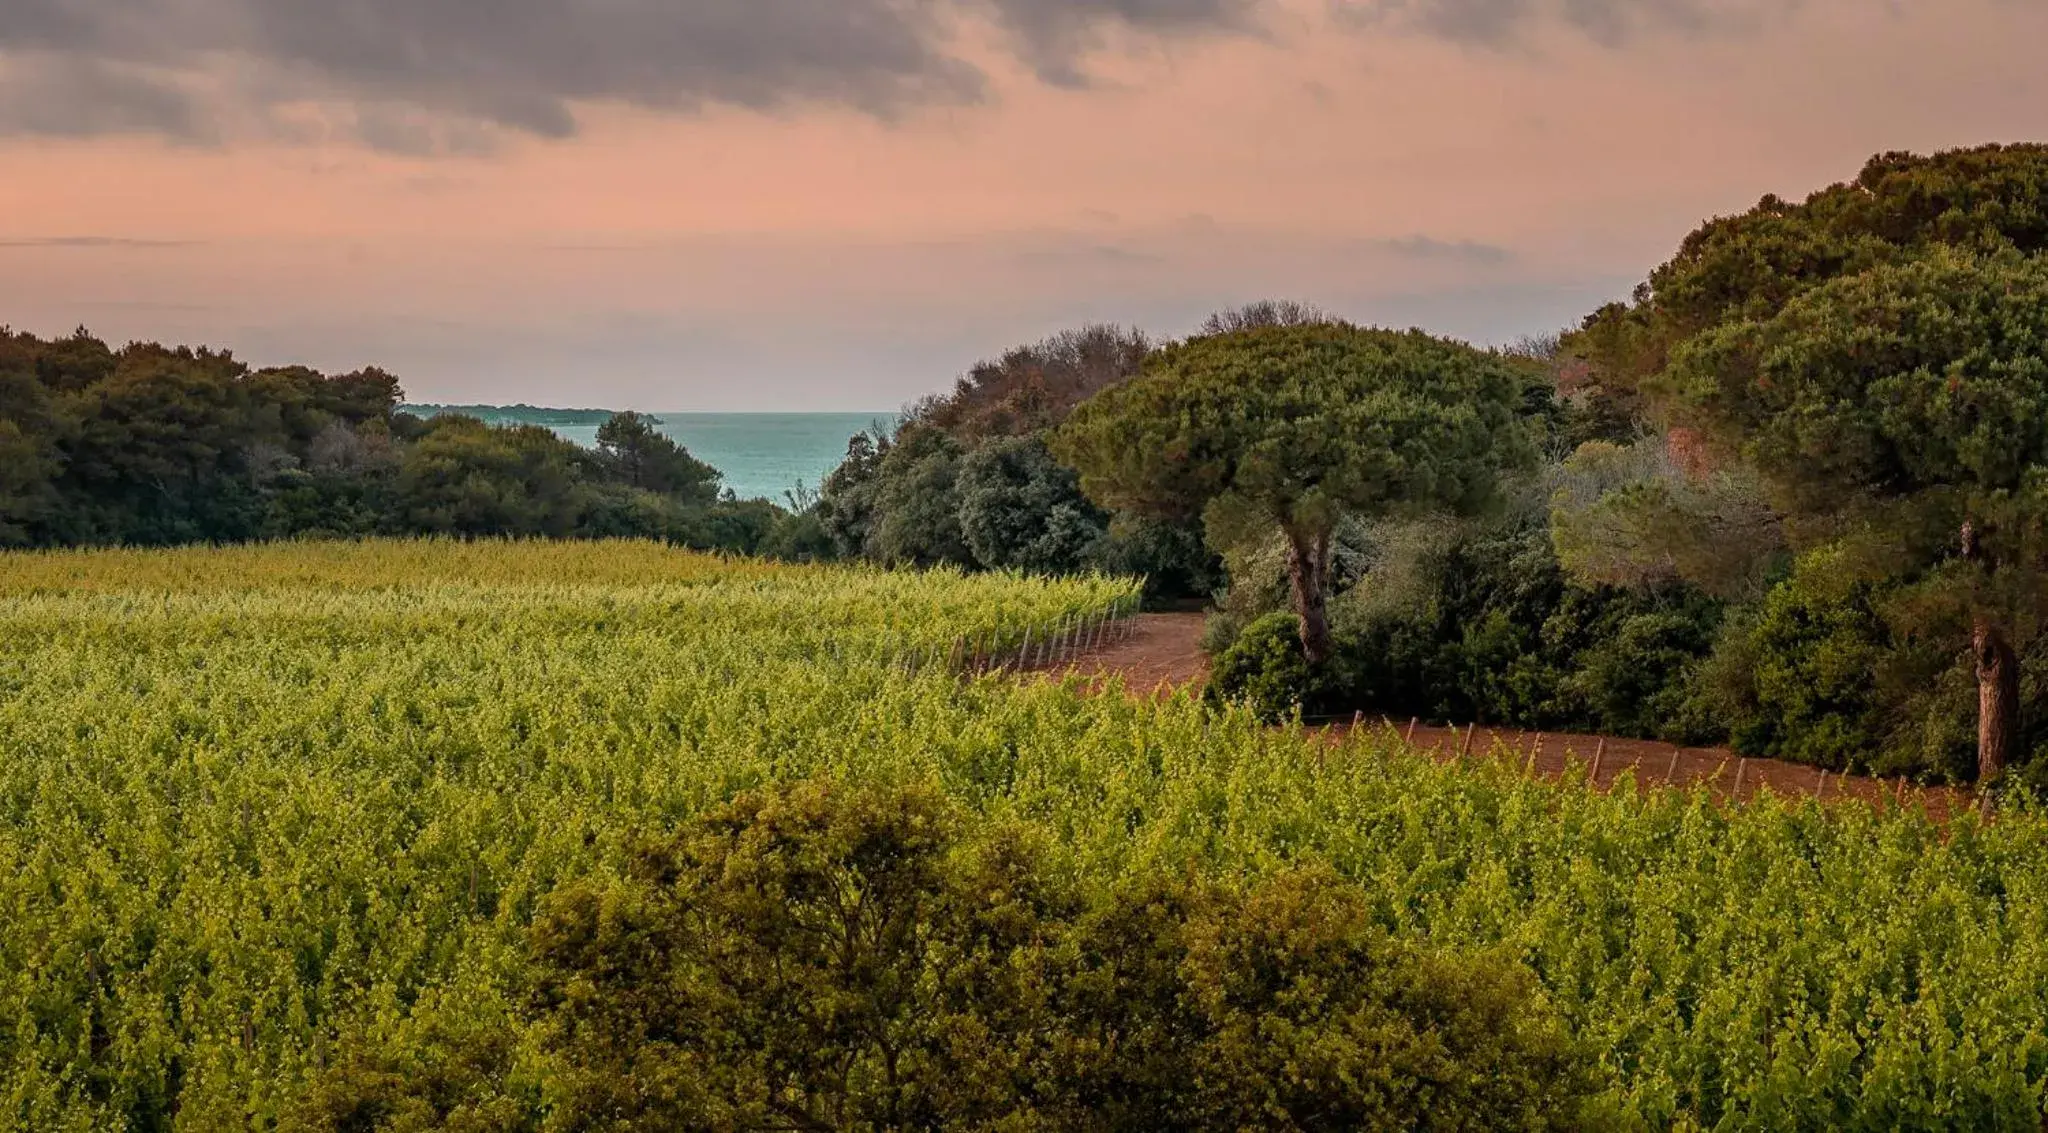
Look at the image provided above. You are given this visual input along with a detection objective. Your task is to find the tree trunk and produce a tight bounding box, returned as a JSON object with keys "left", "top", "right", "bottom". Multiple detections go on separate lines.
{"left": 1961, "top": 518, "right": 2018, "bottom": 784}
{"left": 1975, "top": 617, "right": 2019, "bottom": 784}
{"left": 1285, "top": 529, "right": 1334, "bottom": 666}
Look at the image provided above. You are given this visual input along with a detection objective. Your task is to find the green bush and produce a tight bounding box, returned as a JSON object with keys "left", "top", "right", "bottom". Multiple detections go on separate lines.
{"left": 1691, "top": 551, "right": 1979, "bottom": 781}
{"left": 1207, "top": 612, "right": 1319, "bottom": 721}
{"left": 502, "top": 779, "right": 1604, "bottom": 1133}
{"left": 1310, "top": 517, "right": 1724, "bottom": 740}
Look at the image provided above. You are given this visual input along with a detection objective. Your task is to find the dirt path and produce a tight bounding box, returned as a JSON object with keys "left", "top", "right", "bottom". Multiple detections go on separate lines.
{"left": 1049, "top": 612, "right": 1975, "bottom": 818}
{"left": 1033, "top": 612, "right": 1209, "bottom": 694}
{"left": 1335, "top": 719, "right": 1974, "bottom": 820}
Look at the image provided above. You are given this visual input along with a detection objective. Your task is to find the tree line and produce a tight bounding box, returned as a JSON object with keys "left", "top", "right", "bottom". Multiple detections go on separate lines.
{"left": 812, "top": 143, "right": 2048, "bottom": 789}
{"left": 0, "top": 331, "right": 797, "bottom": 555}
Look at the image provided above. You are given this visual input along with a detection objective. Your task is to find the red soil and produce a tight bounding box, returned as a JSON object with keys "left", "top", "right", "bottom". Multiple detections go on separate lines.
{"left": 1050, "top": 612, "right": 1978, "bottom": 819}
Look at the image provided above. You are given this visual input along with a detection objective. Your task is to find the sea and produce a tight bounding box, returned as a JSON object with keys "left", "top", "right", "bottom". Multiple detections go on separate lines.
{"left": 487, "top": 411, "right": 897, "bottom": 504}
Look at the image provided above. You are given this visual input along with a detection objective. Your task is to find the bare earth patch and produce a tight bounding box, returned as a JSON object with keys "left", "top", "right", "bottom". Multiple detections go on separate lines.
{"left": 1047, "top": 611, "right": 1976, "bottom": 818}
{"left": 1031, "top": 612, "right": 1209, "bottom": 695}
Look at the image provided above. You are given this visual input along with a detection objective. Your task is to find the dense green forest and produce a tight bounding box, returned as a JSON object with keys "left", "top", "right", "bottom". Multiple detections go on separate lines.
{"left": 0, "top": 335, "right": 792, "bottom": 554}
{"left": 815, "top": 143, "right": 2048, "bottom": 787}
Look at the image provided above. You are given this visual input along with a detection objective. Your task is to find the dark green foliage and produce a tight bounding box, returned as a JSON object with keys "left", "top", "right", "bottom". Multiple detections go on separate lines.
{"left": 516, "top": 779, "right": 1601, "bottom": 1132}
{"left": 395, "top": 417, "right": 599, "bottom": 537}
{"left": 1090, "top": 514, "right": 1225, "bottom": 604}
{"left": 1729, "top": 562, "right": 1895, "bottom": 772}
{"left": 1058, "top": 324, "right": 1535, "bottom": 529}
{"left": 688, "top": 497, "right": 789, "bottom": 556}
{"left": 595, "top": 410, "right": 720, "bottom": 505}
{"left": 1659, "top": 245, "right": 2048, "bottom": 778}
{"left": 818, "top": 428, "right": 891, "bottom": 556}
{"left": 0, "top": 326, "right": 769, "bottom": 553}
{"left": 1303, "top": 516, "right": 1723, "bottom": 742}
{"left": 1567, "top": 143, "right": 2048, "bottom": 400}
{"left": 758, "top": 507, "right": 838, "bottom": 563}
{"left": 867, "top": 427, "right": 975, "bottom": 567}
{"left": 1680, "top": 551, "right": 2029, "bottom": 783}
{"left": 1206, "top": 612, "right": 1319, "bottom": 722}
{"left": 1528, "top": 144, "right": 2048, "bottom": 779}
{"left": 956, "top": 436, "right": 1108, "bottom": 574}
{"left": 817, "top": 426, "right": 977, "bottom": 567}
{"left": 1057, "top": 322, "right": 1535, "bottom": 661}
{"left": 814, "top": 326, "right": 1219, "bottom": 598}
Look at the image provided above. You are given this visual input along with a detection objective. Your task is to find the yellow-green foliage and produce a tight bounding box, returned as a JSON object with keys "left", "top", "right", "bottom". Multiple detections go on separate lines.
{"left": 4, "top": 540, "right": 2048, "bottom": 1130}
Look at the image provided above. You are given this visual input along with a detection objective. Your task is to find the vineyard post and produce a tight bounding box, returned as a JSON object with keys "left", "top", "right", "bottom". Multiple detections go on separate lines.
{"left": 1590, "top": 738, "right": 1606, "bottom": 785}
{"left": 1458, "top": 724, "right": 1476, "bottom": 761}
{"left": 1895, "top": 776, "right": 1907, "bottom": 806}
{"left": 1020, "top": 628, "right": 1032, "bottom": 670}
{"left": 1815, "top": 770, "right": 1828, "bottom": 801}
{"left": 1525, "top": 734, "right": 1543, "bottom": 776}
{"left": 1733, "top": 758, "right": 1748, "bottom": 800}
{"left": 1404, "top": 717, "right": 1418, "bottom": 745}
{"left": 1666, "top": 749, "right": 1680, "bottom": 786}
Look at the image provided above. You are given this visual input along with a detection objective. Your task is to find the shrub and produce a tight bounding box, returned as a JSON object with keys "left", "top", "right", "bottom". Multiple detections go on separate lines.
{"left": 511, "top": 779, "right": 1603, "bottom": 1132}
{"left": 1207, "top": 612, "right": 1319, "bottom": 721}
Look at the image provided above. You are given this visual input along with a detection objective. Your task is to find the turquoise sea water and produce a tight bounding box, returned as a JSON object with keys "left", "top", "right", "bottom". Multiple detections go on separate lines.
{"left": 551, "top": 413, "right": 892, "bottom": 504}
{"left": 403, "top": 407, "right": 896, "bottom": 503}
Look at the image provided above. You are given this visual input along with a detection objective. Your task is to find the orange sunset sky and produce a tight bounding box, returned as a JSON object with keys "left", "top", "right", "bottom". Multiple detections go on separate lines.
{"left": 3, "top": 0, "right": 2046, "bottom": 410}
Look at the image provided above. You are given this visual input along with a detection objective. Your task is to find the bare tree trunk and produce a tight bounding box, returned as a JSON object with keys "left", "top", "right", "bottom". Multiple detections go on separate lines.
{"left": 1285, "top": 529, "right": 1333, "bottom": 666}
{"left": 1975, "top": 618, "right": 2019, "bottom": 783}
{"left": 1961, "top": 519, "right": 2018, "bottom": 784}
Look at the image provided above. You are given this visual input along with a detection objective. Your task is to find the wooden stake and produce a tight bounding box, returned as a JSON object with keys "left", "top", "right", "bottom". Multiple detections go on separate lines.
{"left": 1525, "top": 733, "right": 1543, "bottom": 775}
{"left": 1815, "top": 770, "right": 1829, "bottom": 801}
{"left": 1458, "top": 723, "right": 1477, "bottom": 760}
{"left": 1404, "top": 717, "right": 1419, "bottom": 745}
{"left": 1589, "top": 738, "right": 1606, "bottom": 785}
{"left": 1732, "top": 758, "right": 1748, "bottom": 800}
{"left": 1666, "top": 749, "right": 1681, "bottom": 785}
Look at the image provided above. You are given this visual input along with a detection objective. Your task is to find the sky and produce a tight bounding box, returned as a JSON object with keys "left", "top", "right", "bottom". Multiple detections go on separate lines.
{"left": 2, "top": 0, "right": 2046, "bottom": 411}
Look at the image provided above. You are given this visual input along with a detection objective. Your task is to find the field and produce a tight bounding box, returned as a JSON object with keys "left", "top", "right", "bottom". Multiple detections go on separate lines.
{"left": 5, "top": 541, "right": 2048, "bottom": 1129}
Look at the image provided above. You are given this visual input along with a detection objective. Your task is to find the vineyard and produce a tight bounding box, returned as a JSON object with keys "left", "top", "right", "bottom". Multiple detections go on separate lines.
{"left": 5, "top": 540, "right": 2048, "bottom": 1129}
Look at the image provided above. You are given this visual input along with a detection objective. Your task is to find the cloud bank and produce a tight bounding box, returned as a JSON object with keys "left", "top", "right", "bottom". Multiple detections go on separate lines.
{"left": 0, "top": 0, "right": 1257, "bottom": 147}
{"left": 0, "top": 0, "right": 1799, "bottom": 149}
{"left": 1333, "top": 0, "right": 1782, "bottom": 47}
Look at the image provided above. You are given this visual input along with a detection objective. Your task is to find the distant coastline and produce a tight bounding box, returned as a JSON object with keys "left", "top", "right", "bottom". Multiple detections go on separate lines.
{"left": 402, "top": 404, "right": 633, "bottom": 427}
